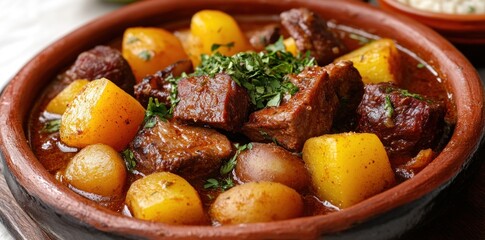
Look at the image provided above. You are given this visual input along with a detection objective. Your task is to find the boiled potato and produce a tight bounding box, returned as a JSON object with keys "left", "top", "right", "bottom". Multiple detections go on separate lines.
{"left": 186, "top": 10, "right": 251, "bottom": 66}
{"left": 60, "top": 78, "right": 145, "bottom": 151}
{"left": 63, "top": 144, "right": 126, "bottom": 197}
{"left": 126, "top": 172, "right": 205, "bottom": 225}
{"left": 335, "top": 38, "right": 401, "bottom": 84}
{"left": 45, "top": 79, "right": 89, "bottom": 115}
{"left": 209, "top": 182, "right": 303, "bottom": 225}
{"left": 234, "top": 143, "right": 309, "bottom": 192}
{"left": 302, "top": 132, "right": 395, "bottom": 208}
{"left": 122, "top": 27, "right": 188, "bottom": 82}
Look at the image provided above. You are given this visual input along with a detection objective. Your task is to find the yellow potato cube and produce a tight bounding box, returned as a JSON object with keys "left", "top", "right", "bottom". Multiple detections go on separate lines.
{"left": 45, "top": 79, "right": 89, "bottom": 115}
{"left": 336, "top": 38, "right": 401, "bottom": 84}
{"left": 283, "top": 37, "right": 298, "bottom": 56}
{"left": 186, "top": 10, "right": 251, "bottom": 66}
{"left": 122, "top": 27, "right": 188, "bottom": 82}
{"left": 302, "top": 132, "right": 395, "bottom": 208}
{"left": 126, "top": 172, "right": 205, "bottom": 225}
{"left": 60, "top": 78, "right": 145, "bottom": 151}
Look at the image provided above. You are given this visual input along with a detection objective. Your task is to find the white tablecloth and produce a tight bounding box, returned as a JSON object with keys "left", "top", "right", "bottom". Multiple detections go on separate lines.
{"left": 0, "top": 0, "right": 121, "bottom": 238}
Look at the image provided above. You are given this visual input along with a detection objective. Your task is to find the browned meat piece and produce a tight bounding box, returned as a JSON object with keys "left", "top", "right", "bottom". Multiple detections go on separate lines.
{"left": 134, "top": 59, "right": 193, "bottom": 107}
{"left": 280, "top": 8, "right": 346, "bottom": 66}
{"left": 242, "top": 61, "right": 363, "bottom": 152}
{"left": 242, "top": 66, "right": 338, "bottom": 152}
{"left": 325, "top": 60, "right": 364, "bottom": 131}
{"left": 356, "top": 83, "right": 446, "bottom": 157}
{"left": 173, "top": 73, "right": 250, "bottom": 132}
{"left": 129, "top": 118, "right": 232, "bottom": 179}
{"left": 246, "top": 24, "right": 281, "bottom": 51}
{"left": 65, "top": 45, "right": 135, "bottom": 94}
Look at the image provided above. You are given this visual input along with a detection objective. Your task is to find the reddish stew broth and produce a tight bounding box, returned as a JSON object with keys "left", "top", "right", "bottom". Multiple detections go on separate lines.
{"left": 27, "top": 18, "right": 453, "bottom": 220}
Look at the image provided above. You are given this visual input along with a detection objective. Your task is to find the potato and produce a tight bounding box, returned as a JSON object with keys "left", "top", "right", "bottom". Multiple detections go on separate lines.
{"left": 302, "top": 132, "right": 395, "bottom": 208}
{"left": 186, "top": 10, "right": 251, "bottom": 66}
{"left": 234, "top": 143, "right": 309, "bottom": 192}
{"left": 283, "top": 37, "right": 298, "bottom": 56}
{"left": 63, "top": 144, "right": 126, "bottom": 197}
{"left": 45, "top": 79, "right": 89, "bottom": 115}
{"left": 60, "top": 78, "right": 145, "bottom": 151}
{"left": 335, "top": 38, "right": 401, "bottom": 84}
{"left": 209, "top": 181, "right": 303, "bottom": 225}
{"left": 126, "top": 172, "right": 205, "bottom": 225}
{"left": 122, "top": 27, "right": 188, "bottom": 82}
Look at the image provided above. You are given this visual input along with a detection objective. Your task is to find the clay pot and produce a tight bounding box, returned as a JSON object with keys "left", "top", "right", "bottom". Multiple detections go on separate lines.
{"left": 0, "top": 0, "right": 483, "bottom": 239}
{"left": 378, "top": 0, "right": 485, "bottom": 44}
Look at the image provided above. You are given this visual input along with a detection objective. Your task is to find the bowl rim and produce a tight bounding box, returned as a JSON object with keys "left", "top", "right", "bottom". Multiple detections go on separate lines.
{"left": 378, "top": 0, "right": 485, "bottom": 21}
{"left": 0, "top": 0, "right": 484, "bottom": 238}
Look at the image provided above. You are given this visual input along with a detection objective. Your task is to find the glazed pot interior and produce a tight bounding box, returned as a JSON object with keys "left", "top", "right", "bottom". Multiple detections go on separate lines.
{"left": 0, "top": 0, "right": 483, "bottom": 239}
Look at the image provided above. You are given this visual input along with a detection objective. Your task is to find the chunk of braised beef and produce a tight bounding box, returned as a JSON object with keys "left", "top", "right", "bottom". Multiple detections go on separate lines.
{"left": 134, "top": 59, "right": 193, "bottom": 107}
{"left": 356, "top": 83, "right": 446, "bottom": 157}
{"left": 64, "top": 45, "right": 135, "bottom": 94}
{"left": 242, "top": 61, "right": 363, "bottom": 152}
{"left": 129, "top": 118, "right": 232, "bottom": 179}
{"left": 325, "top": 60, "right": 364, "bottom": 131}
{"left": 173, "top": 73, "right": 250, "bottom": 132}
{"left": 246, "top": 24, "right": 281, "bottom": 51}
{"left": 280, "top": 8, "right": 346, "bottom": 66}
{"left": 242, "top": 66, "right": 338, "bottom": 152}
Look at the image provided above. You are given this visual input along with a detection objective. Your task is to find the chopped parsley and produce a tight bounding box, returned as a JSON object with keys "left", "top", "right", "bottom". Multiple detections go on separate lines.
{"left": 42, "top": 119, "right": 61, "bottom": 133}
{"left": 398, "top": 89, "right": 425, "bottom": 101}
{"left": 138, "top": 50, "right": 153, "bottom": 61}
{"left": 143, "top": 97, "right": 171, "bottom": 128}
{"left": 259, "top": 130, "right": 280, "bottom": 145}
{"left": 204, "top": 143, "right": 252, "bottom": 191}
{"left": 384, "top": 95, "right": 395, "bottom": 128}
{"left": 194, "top": 37, "right": 315, "bottom": 109}
{"left": 121, "top": 149, "right": 136, "bottom": 172}
{"left": 417, "top": 63, "right": 425, "bottom": 69}
{"left": 204, "top": 177, "right": 234, "bottom": 191}
{"left": 220, "top": 143, "right": 252, "bottom": 175}
{"left": 164, "top": 73, "right": 185, "bottom": 114}
{"left": 211, "top": 42, "right": 235, "bottom": 52}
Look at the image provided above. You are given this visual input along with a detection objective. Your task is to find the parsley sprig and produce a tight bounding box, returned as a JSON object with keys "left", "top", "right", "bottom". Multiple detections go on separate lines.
{"left": 194, "top": 37, "right": 315, "bottom": 109}
{"left": 121, "top": 149, "right": 137, "bottom": 172}
{"left": 204, "top": 143, "right": 252, "bottom": 191}
{"left": 143, "top": 97, "right": 171, "bottom": 128}
{"left": 42, "top": 119, "right": 61, "bottom": 133}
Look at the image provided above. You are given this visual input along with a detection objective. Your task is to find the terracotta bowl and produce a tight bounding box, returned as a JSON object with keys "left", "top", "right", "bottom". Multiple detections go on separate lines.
{"left": 378, "top": 0, "right": 485, "bottom": 44}
{"left": 0, "top": 0, "right": 484, "bottom": 239}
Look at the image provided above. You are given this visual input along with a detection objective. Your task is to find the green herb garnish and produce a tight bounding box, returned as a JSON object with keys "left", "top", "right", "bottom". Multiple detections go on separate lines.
{"left": 417, "top": 63, "right": 425, "bottom": 69}
{"left": 204, "top": 143, "right": 252, "bottom": 191}
{"left": 42, "top": 119, "right": 61, "bottom": 133}
{"left": 211, "top": 42, "right": 235, "bottom": 52}
{"left": 220, "top": 143, "right": 252, "bottom": 175}
{"left": 384, "top": 95, "right": 395, "bottom": 128}
{"left": 121, "top": 149, "right": 136, "bottom": 172}
{"left": 399, "top": 89, "right": 425, "bottom": 101}
{"left": 144, "top": 97, "right": 170, "bottom": 128}
{"left": 384, "top": 95, "right": 394, "bottom": 118}
{"left": 194, "top": 36, "right": 314, "bottom": 109}
{"left": 204, "top": 177, "right": 234, "bottom": 191}
{"left": 138, "top": 50, "right": 153, "bottom": 61}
